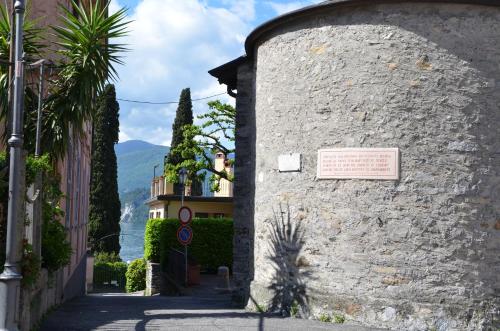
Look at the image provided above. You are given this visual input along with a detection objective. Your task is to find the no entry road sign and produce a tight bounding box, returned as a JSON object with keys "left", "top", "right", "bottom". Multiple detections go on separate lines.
{"left": 178, "top": 206, "right": 193, "bottom": 226}
{"left": 177, "top": 226, "right": 193, "bottom": 246}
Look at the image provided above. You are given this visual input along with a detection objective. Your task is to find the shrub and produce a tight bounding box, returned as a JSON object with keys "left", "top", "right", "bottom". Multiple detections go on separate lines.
{"left": 144, "top": 218, "right": 166, "bottom": 263}
{"left": 95, "top": 252, "right": 122, "bottom": 264}
{"left": 40, "top": 162, "right": 72, "bottom": 273}
{"left": 333, "top": 313, "right": 345, "bottom": 324}
{"left": 41, "top": 213, "right": 72, "bottom": 272}
{"left": 21, "top": 241, "right": 40, "bottom": 288}
{"left": 126, "top": 258, "right": 146, "bottom": 293}
{"left": 93, "top": 261, "right": 127, "bottom": 289}
{"left": 144, "top": 218, "right": 233, "bottom": 272}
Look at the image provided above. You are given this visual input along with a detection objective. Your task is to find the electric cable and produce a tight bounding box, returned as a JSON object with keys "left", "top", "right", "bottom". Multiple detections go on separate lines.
{"left": 116, "top": 92, "right": 227, "bottom": 105}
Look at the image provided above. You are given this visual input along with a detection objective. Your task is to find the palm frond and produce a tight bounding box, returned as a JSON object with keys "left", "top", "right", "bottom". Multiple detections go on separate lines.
{"left": 43, "top": 0, "right": 130, "bottom": 159}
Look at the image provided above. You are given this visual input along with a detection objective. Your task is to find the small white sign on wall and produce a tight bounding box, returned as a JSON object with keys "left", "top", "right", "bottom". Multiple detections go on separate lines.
{"left": 278, "top": 153, "right": 301, "bottom": 172}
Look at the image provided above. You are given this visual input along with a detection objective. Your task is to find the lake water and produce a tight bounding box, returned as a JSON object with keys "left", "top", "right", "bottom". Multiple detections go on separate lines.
{"left": 119, "top": 220, "right": 146, "bottom": 263}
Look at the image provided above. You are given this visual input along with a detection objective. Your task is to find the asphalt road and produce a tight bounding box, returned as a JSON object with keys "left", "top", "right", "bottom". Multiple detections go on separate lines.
{"left": 39, "top": 291, "right": 387, "bottom": 331}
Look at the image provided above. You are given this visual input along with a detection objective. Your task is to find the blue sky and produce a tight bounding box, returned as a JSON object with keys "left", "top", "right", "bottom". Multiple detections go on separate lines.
{"left": 110, "top": 0, "right": 321, "bottom": 145}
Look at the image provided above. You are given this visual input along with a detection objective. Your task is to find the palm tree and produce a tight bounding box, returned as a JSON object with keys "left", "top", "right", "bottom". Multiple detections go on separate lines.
{"left": 0, "top": 0, "right": 129, "bottom": 159}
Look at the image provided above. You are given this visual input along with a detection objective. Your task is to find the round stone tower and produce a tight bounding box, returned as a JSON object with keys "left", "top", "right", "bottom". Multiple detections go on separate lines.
{"left": 211, "top": 1, "right": 500, "bottom": 330}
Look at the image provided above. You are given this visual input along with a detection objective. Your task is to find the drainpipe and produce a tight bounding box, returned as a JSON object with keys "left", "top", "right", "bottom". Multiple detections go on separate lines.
{"left": 227, "top": 86, "right": 237, "bottom": 98}
{"left": 0, "top": 1, "right": 26, "bottom": 330}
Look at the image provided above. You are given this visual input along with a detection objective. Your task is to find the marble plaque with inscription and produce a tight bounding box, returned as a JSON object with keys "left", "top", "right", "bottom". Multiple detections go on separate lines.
{"left": 317, "top": 148, "right": 399, "bottom": 180}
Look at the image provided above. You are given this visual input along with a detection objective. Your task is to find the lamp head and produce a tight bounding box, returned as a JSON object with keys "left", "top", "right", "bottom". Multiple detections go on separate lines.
{"left": 179, "top": 167, "right": 188, "bottom": 185}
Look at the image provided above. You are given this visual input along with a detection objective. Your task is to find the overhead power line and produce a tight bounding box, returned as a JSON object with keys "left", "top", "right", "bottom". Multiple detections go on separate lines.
{"left": 117, "top": 92, "right": 227, "bottom": 105}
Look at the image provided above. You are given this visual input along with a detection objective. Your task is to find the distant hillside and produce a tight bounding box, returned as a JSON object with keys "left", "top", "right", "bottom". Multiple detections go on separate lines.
{"left": 120, "top": 188, "right": 150, "bottom": 224}
{"left": 115, "top": 140, "right": 169, "bottom": 194}
{"left": 116, "top": 140, "right": 169, "bottom": 261}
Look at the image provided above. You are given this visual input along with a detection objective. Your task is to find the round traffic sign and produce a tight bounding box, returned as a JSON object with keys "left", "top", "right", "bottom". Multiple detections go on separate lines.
{"left": 178, "top": 206, "right": 192, "bottom": 225}
{"left": 177, "top": 226, "right": 193, "bottom": 246}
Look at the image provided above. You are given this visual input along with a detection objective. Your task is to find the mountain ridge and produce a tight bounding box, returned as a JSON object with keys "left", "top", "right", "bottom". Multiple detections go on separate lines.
{"left": 116, "top": 140, "right": 170, "bottom": 194}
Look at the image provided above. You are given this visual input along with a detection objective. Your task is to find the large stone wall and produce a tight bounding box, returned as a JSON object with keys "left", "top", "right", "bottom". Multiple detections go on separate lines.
{"left": 245, "top": 3, "right": 500, "bottom": 330}
{"left": 232, "top": 62, "right": 256, "bottom": 305}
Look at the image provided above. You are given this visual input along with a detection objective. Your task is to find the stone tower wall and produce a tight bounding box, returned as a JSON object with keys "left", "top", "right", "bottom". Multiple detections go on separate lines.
{"left": 246, "top": 3, "right": 500, "bottom": 330}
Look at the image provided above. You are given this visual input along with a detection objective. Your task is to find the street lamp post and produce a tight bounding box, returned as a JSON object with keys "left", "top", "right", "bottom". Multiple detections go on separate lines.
{"left": 178, "top": 167, "right": 188, "bottom": 286}
{"left": 178, "top": 167, "right": 187, "bottom": 207}
{"left": 0, "top": 1, "right": 26, "bottom": 330}
{"left": 153, "top": 164, "right": 159, "bottom": 179}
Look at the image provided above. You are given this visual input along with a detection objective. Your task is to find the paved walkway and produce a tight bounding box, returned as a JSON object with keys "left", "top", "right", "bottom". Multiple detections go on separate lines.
{"left": 40, "top": 277, "right": 385, "bottom": 331}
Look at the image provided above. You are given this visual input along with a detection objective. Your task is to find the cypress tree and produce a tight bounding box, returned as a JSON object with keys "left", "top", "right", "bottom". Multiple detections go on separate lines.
{"left": 164, "top": 88, "right": 202, "bottom": 195}
{"left": 165, "top": 88, "right": 193, "bottom": 166}
{"left": 88, "top": 84, "right": 121, "bottom": 254}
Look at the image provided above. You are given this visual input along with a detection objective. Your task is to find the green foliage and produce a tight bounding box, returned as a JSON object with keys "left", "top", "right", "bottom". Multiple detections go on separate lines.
{"left": 144, "top": 218, "right": 233, "bottom": 272}
{"left": 21, "top": 241, "right": 41, "bottom": 288}
{"left": 43, "top": 0, "right": 130, "bottom": 158}
{"left": 144, "top": 218, "right": 165, "bottom": 263}
{"left": 165, "top": 88, "right": 194, "bottom": 169}
{"left": 290, "top": 301, "right": 299, "bottom": 318}
{"left": 89, "top": 85, "right": 121, "bottom": 254}
{"left": 333, "top": 313, "right": 345, "bottom": 324}
{"left": 165, "top": 100, "right": 235, "bottom": 192}
{"left": 125, "top": 258, "right": 146, "bottom": 293}
{"left": 25, "top": 154, "right": 51, "bottom": 186}
{"left": 317, "top": 313, "right": 345, "bottom": 324}
{"left": 0, "top": 152, "right": 71, "bottom": 274}
{"left": 93, "top": 261, "right": 127, "bottom": 289}
{"left": 94, "top": 252, "right": 122, "bottom": 264}
{"left": 255, "top": 302, "right": 267, "bottom": 313}
{"left": 41, "top": 204, "right": 72, "bottom": 272}
{"left": 40, "top": 160, "right": 72, "bottom": 272}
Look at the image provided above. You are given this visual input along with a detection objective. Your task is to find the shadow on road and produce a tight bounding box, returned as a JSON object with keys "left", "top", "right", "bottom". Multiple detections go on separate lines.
{"left": 39, "top": 293, "right": 293, "bottom": 331}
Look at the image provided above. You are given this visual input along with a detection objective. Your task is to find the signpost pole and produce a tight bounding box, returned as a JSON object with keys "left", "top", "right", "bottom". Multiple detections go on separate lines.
{"left": 177, "top": 168, "right": 190, "bottom": 288}
{"left": 181, "top": 182, "right": 187, "bottom": 287}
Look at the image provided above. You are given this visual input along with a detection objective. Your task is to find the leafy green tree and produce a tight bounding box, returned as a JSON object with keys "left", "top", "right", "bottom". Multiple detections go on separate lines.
{"left": 165, "top": 100, "right": 235, "bottom": 192}
{"left": 88, "top": 85, "right": 121, "bottom": 254}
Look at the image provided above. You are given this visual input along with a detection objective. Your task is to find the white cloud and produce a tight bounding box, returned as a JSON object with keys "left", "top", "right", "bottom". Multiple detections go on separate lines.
{"left": 113, "top": 0, "right": 250, "bottom": 145}
{"left": 108, "top": 0, "right": 121, "bottom": 15}
{"left": 266, "top": 1, "right": 320, "bottom": 16}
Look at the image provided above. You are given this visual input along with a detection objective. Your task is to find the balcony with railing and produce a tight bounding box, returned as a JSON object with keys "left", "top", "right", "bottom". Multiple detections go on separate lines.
{"left": 150, "top": 175, "right": 233, "bottom": 199}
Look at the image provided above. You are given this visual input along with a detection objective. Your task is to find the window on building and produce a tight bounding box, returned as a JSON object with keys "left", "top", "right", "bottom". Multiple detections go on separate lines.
{"left": 149, "top": 212, "right": 154, "bottom": 219}
{"left": 195, "top": 212, "right": 209, "bottom": 219}
{"left": 213, "top": 213, "right": 225, "bottom": 218}
{"left": 156, "top": 211, "right": 161, "bottom": 218}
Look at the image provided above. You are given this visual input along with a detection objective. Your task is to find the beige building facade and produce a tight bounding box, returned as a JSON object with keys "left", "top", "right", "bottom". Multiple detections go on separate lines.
{"left": 148, "top": 153, "right": 234, "bottom": 219}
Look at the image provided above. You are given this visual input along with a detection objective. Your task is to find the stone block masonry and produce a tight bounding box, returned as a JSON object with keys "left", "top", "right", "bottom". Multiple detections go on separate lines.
{"left": 235, "top": 2, "right": 500, "bottom": 330}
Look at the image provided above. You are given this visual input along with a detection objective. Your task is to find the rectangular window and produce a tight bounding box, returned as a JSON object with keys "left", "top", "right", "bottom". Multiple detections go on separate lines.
{"left": 213, "top": 213, "right": 225, "bottom": 218}
{"left": 195, "top": 212, "right": 209, "bottom": 219}
{"left": 156, "top": 211, "right": 161, "bottom": 218}
{"left": 149, "top": 212, "right": 154, "bottom": 219}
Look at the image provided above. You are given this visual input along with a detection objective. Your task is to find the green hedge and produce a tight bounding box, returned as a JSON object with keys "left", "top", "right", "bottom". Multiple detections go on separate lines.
{"left": 93, "top": 262, "right": 127, "bottom": 289}
{"left": 126, "top": 258, "right": 146, "bottom": 293}
{"left": 144, "top": 218, "right": 233, "bottom": 273}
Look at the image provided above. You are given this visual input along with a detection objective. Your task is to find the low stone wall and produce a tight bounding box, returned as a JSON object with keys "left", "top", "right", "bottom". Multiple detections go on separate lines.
{"left": 145, "top": 262, "right": 161, "bottom": 296}
{"left": 19, "top": 269, "right": 63, "bottom": 331}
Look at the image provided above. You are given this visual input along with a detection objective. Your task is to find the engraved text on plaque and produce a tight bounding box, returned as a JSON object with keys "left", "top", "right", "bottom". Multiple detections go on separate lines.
{"left": 317, "top": 148, "right": 399, "bottom": 180}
